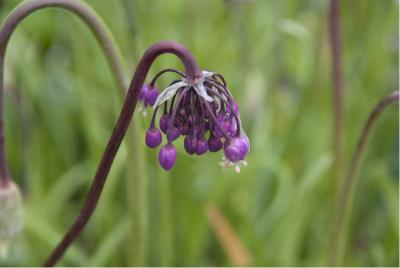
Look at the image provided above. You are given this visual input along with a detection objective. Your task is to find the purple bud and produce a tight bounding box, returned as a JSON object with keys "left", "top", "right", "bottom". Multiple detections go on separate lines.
{"left": 196, "top": 137, "right": 208, "bottom": 155}
{"left": 228, "top": 118, "right": 237, "bottom": 135}
{"left": 145, "top": 127, "right": 162, "bottom": 148}
{"left": 160, "top": 115, "right": 169, "bottom": 133}
{"left": 146, "top": 86, "right": 159, "bottom": 106}
{"left": 167, "top": 127, "right": 180, "bottom": 141}
{"left": 139, "top": 85, "right": 146, "bottom": 100}
{"left": 158, "top": 144, "right": 177, "bottom": 170}
{"left": 231, "top": 100, "right": 239, "bottom": 114}
{"left": 140, "top": 84, "right": 159, "bottom": 107}
{"left": 223, "top": 137, "right": 249, "bottom": 162}
{"left": 184, "top": 136, "right": 197, "bottom": 155}
{"left": 214, "top": 115, "right": 231, "bottom": 138}
{"left": 208, "top": 135, "right": 223, "bottom": 152}
{"left": 180, "top": 124, "right": 190, "bottom": 135}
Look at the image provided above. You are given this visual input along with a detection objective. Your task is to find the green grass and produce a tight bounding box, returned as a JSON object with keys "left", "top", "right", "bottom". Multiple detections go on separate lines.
{"left": 0, "top": 0, "right": 398, "bottom": 266}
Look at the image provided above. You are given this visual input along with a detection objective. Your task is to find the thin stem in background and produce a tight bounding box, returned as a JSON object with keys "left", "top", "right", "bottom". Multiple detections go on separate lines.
{"left": 329, "top": 0, "right": 344, "bottom": 190}
{"left": 120, "top": 1, "right": 149, "bottom": 265}
{"left": 128, "top": 119, "right": 149, "bottom": 266}
{"left": 330, "top": 91, "right": 399, "bottom": 266}
{"left": 0, "top": 0, "right": 127, "bottom": 184}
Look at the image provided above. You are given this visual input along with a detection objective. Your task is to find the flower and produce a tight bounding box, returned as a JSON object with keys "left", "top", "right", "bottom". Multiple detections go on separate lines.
{"left": 145, "top": 127, "right": 162, "bottom": 148}
{"left": 144, "top": 70, "right": 250, "bottom": 171}
{"left": 139, "top": 84, "right": 159, "bottom": 107}
{"left": 158, "top": 143, "right": 177, "bottom": 170}
{"left": 137, "top": 84, "right": 159, "bottom": 116}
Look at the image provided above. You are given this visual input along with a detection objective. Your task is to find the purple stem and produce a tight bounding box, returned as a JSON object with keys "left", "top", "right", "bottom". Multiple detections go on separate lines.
{"left": 44, "top": 41, "right": 202, "bottom": 266}
{"left": 329, "top": 0, "right": 344, "bottom": 187}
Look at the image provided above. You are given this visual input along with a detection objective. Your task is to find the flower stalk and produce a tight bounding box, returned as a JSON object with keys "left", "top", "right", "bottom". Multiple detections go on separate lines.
{"left": 330, "top": 90, "right": 399, "bottom": 265}
{"left": 44, "top": 41, "right": 203, "bottom": 266}
{"left": 329, "top": 0, "right": 344, "bottom": 190}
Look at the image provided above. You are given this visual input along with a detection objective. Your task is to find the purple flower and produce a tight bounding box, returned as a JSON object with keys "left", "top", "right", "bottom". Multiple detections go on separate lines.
{"left": 223, "top": 137, "right": 249, "bottom": 162}
{"left": 159, "top": 114, "right": 169, "bottom": 133}
{"left": 144, "top": 70, "right": 250, "bottom": 171}
{"left": 196, "top": 136, "right": 208, "bottom": 155}
{"left": 145, "top": 127, "right": 162, "bottom": 148}
{"left": 166, "top": 127, "right": 180, "bottom": 142}
{"left": 139, "top": 84, "right": 159, "bottom": 108}
{"left": 158, "top": 143, "right": 177, "bottom": 170}
{"left": 208, "top": 135, "right": 223, "bottom": 152}
{"left": 184, "top": 135, "right": 197, "bottom": 155}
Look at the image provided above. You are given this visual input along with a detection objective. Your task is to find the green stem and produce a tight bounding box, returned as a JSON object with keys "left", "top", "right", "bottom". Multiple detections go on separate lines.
{"left": 158, "top": 170, "right": 173, "bottom": 266}
{"left": 127, "top": 119, "right": 148, "bottom": 266}
{"left": 330, "top": 91, "right": 399, "bottom": 265}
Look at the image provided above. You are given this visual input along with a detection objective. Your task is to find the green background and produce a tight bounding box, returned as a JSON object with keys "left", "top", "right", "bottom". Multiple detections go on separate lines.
{"left": 0, "top": 0, "right": 398, "bottom": 266}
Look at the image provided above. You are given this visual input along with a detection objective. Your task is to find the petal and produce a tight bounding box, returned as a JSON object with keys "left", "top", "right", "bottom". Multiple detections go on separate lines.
{"left": 153, "top": 81, "right": 188, "bottom": 108}
{"left": 193, "top": 82, "right": 214, "bottom": 102}
{"left": 202, "top": 70, "right": 214, "bottom": 78}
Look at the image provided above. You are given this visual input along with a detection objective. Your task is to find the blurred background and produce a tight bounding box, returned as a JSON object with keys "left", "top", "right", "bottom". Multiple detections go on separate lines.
{"left": 0, "top": 0, "right": 398, "bottom": 266}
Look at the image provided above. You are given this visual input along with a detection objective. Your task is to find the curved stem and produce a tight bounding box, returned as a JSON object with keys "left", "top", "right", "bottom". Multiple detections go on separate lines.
{"left": 0, "top": 0, "right": 126, "bottom": 183}
{"left": 330, "top": 91, "right": 399, "bottom": 266}
{"left": 329, "top": 0, "right": 344, "bottom": 190}
{"left": 44, "top": 41, "right": 202, "bottom": 266}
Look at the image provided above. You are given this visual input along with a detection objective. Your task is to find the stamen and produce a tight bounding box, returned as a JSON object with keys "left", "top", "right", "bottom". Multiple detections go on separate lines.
{"left": 235, "top": 166, "right": 241, "bottom": 173}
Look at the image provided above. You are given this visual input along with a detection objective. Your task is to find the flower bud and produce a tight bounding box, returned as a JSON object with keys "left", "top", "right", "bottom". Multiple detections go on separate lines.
{"left": 0, "top": 181, "right": 23, "bottom": 256}
{"left": 184, "top": 136, "right": 197, "bottom": 155}
{"left": 166, "top": 127, "right": 180, "bottom": 142}
{"left": 158, "top": 144, "right": 177, "bottom": 170}
{"left": 145, "top": 127, "right": 162, "bottom": 148}
{"left": 160, "top": 115, "right": 169, "bottom": 133}
{"left": 196, "top": 137, "right": 208, "bottom": 155}
{"left": 223, "top": 137, "right": 249, "bottom": 162}
{"left": 208, "top": 135, "right": 223, "bottom": 152}
{"left": 139, "top": 84, "right": 159, "bottom": 107}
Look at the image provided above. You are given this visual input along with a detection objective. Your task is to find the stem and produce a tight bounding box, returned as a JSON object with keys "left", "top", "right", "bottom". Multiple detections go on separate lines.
{"left": 149, "top": 68, "right": 185, "bottom": 86}
{"left": 0, "top": 0, "right": 127, "bottom": 183}
{"left": 330, "top": 91, "right": 399, "bottom": 266}
{"left": 329, "top": 0, "right": 344, "bottom": 189}
{"left": 44, "top": 41, "right": 202, "bottom": 266}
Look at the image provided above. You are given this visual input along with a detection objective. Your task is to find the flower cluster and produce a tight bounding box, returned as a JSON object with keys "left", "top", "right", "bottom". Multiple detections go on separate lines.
{"left": 139, "top": 69, "right": 250, "bottom": 172}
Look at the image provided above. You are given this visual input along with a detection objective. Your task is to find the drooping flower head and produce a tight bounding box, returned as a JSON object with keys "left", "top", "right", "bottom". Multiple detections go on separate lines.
{"left": 142, "top": 69, "right": 250, "bottom": 172}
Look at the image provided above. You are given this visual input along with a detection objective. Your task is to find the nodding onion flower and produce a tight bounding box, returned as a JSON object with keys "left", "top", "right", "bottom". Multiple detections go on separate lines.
{"left": 0, "top": 0, "right": 253, "bottom": 265}
{"left": 141, "top": 69, "right": 250, "bottom": 172}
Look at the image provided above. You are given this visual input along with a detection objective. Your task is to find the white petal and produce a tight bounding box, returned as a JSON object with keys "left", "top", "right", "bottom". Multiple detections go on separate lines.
{"left": 153, "top": 81, "right": 188, "bottom": 108}
{"left": 193, "top": 82, "right": 214, "bottom": 102}
{"left": 202, "top": 70, "right": 214, "bottom": 78}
